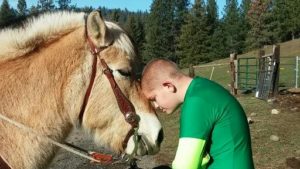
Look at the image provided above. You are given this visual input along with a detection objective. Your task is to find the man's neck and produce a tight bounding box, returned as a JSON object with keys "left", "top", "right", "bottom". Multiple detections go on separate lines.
{"left": 176, "top": 75, "right": 193, "bottom": 102}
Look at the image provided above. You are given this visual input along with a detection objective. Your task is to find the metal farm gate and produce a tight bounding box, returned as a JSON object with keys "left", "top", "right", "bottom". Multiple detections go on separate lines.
{"left": 237, "top": 57, "right": 259, "bottom": 91}
{"left": 255, "top": 46, "right": 280, "bottom": 99}
{"left": 230, "top": 45, "right": 281, "bottom": 100}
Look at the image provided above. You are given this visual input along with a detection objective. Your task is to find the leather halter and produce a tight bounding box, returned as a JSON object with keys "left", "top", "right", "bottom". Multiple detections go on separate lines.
{"left": 79, "top": 17, "right": 140, "bottom": 149}
{"left": 0, "top": 156, "right": 11, "bottom": 169}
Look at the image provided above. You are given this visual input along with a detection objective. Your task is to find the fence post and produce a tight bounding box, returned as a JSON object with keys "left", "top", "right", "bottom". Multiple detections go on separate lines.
{"left": 296, "top": 56, "right": 299, "bottom": 88}
{"left": 271, "top": 45, "right": 280, "bottom": 97}
{"left": 189, "top": 64, "right": 195, "bottom": 78}
{"left": 209, "top": 67, "right": 215, "bottom": 80}
{"left": 230, "top": 53, "right": 237, "bottom": 95}
{"left": 257, "top": 49, "right": 265, "bottom": 70}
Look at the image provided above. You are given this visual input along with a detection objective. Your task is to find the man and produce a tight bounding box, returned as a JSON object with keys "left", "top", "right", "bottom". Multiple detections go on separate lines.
{"left": 142, "top": 58, "right": 254, "bottom": 169}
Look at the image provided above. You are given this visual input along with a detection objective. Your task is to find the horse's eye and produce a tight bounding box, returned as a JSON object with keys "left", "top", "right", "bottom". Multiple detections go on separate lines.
{"left": 117, "top": 69, "right": 131, "bottom": 77}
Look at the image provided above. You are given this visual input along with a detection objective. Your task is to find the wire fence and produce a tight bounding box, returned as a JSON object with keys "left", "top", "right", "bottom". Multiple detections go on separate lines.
{"left": 189, "top": 63, "right": 232, "bottom": 90}
{"left": 189, "top": 56, "right": 299, "bottom": 93}
{"left": 279, "top": 56, "right": 300, "bottom": 89}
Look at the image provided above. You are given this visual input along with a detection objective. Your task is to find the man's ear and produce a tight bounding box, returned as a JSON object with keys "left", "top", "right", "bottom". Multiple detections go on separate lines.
{"left": 162, "top": 82, "right": 177, "bottom": 93}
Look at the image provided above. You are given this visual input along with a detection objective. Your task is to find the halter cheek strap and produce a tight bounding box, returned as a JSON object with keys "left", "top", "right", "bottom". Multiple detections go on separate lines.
{"left": 80, "top": 19, "right": 140, "bottom": 150}
{"left": 0, "top": 156, "right": 11, "bottom": 169}
{"left": 78, "top": 16, "right": 141, "bottom": 168}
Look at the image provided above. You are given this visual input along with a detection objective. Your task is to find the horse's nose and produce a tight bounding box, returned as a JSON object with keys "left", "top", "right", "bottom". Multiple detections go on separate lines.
{"left": 156, "top": 128, "right": 164, "bottom": 146}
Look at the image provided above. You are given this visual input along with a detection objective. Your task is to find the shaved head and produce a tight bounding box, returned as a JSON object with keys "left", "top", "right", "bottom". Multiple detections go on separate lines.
{"left": 141, "top": 58, "right": 183, "bottom": 93}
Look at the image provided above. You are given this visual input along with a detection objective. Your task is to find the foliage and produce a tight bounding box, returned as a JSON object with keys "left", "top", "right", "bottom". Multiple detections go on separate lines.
{"left": 271, "top": 0, "right": 300, "bottom": 42}
{"left": 0, "top": 0, "right": 16, "bottom": 27}
{"left": 144, "top": 0, "right": 175, "bottom": 62}
{"left": 238, "top": 0, "right": 251, "bottom": 52}
{"left": 125, "top": 14, "right": 146, "bottom": 58}
{"left": 223, "top": 0, "right": 244, "bottom": 54}
{"left": 0, "top": 0, "right": 300, "bottom": 67}
{"left": 17, "top": 0, "right": 27, "bottom": 16}
{"left": 38, "top": 0, "right": 55, "bottom": 11}
{"left": 57, "top": 0, "right": 71, "bottom": 10}
{"left": 177, "top": 0, "right": 210, "bottom": 67}
{"left": 206, "top": 0, "right": 218, "bottom": 33}
{"left": 246, "top": 0, "right": 272, "bottom": 50}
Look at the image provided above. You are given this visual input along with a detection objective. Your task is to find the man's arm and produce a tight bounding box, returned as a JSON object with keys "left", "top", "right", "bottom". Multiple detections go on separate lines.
{"left": 172, "top": 138, "right": 209, "bottom": 169}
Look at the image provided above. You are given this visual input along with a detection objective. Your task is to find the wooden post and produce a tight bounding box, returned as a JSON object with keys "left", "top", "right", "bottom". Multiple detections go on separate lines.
{"left": 230, "top": 53, "right": 237, "bottom": 95}
{"left": 257, "top": 49, "right": 265, "bottom": 72}
{"left": 189, "top": 64, "right": 195, "bottom": 78}
{"left": 271, "top": 45, "right": 280, "bottom": 97}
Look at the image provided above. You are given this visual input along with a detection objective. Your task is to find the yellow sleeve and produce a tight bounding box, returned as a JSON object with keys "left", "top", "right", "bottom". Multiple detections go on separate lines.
{"left": 172, "top": 138, "right": 210, "bottom": 169}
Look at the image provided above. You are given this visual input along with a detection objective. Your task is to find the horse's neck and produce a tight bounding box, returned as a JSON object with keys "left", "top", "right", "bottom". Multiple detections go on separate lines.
{"left": 25, "top": 27, "right": 92, "bottom": 132}
{"left": 0, "top": 27, "right": 93, "bottom": 168}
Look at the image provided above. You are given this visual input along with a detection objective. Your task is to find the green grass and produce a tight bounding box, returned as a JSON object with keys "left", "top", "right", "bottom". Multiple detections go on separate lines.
{"left": 155, "top": 96, "right": 300, "bottom": 168}
{"left": 153, "top": 39, "right": 300, "bottom": 168}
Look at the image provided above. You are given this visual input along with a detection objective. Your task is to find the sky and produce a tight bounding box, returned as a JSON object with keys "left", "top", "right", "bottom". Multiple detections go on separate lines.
{"left": 1, "top": 0, "right": 238, "bottom": 17}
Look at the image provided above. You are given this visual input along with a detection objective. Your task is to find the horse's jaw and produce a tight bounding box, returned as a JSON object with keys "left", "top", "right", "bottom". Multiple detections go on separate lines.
{"left": 125, "top": 134, "right": 161, "bottom": 156}
{"left": 122, "top": 109, "right": 164, "bottom": 156}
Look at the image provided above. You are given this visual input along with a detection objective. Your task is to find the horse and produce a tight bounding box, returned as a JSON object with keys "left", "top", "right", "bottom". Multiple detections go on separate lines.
{"left": 0, "top": 10, "right": 163, "bottom": 169}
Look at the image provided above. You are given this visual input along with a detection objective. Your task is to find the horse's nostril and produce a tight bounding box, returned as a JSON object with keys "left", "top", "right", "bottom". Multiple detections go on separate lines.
{"left": 156, "top": 129, "right": 164, "bottom": 146}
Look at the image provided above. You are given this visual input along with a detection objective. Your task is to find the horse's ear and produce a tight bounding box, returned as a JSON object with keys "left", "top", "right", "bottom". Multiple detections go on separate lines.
{"left": 87, "top": 10, "right": 112, "bottom": 46}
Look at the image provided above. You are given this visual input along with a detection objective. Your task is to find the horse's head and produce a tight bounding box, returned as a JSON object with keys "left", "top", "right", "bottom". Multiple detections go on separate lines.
{"left": 81, "top": 11, "right": 163, "bottom": 156}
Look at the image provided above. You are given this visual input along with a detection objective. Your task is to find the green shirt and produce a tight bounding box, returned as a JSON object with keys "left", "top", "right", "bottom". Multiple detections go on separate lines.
{"left": 172, "top": 77, "right": 254, "bottom": 169}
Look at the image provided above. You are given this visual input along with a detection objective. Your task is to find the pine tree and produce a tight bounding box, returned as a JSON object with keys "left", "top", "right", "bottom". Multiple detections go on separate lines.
{"left": 174, "top": 0, "right": 189, "bottom": 36}
{"left": 287, "top": 0, "right": 300, "bottom": 39}
{"left": 270, "top": 0, "right": 289, "bottom": 42}
{"left": 57, "top": 0, "right": 71, "bottom": 10}
{"left": 134, "top": 15, "right": 146, "bottom": 57}
{"left": 0, "top": 0, "right": 16, "bottom": 27}
{"left": 209, "top": 22, "right": 228, "bottom": 58}
{"left": 38, "top": 0, "right": 55, "bottom": 11}
{"left": 206, "top": 0, "right": 220, "bottom": 58}
{"left": 17, "top": 0, "right": 27, "bottom": 16}
{"left": 177, "top": 0, "right": 209, "bottom": 67}
{"left": 269, "top": 0, "right": 300, "bottom": 41}
{"left": 206, "top": 0, "right": 218, "bottom": 33}
{"left": 125, "top": 14, "right": 146, "bottom": 59}
{"left": 173, "top": 0, "right": 189, "bottom": 63}
{"left": 125, "top": 15, "right": 137, "bottom": 40}
{"left": 110, "top": 9, "right": 120, "bottom": 22}
{"left": 29, "top": 5, "right": 40, "bottom": 15}
{"left": 279, "top": 0, "right": 300, "bottom": 40}
{"left": 223, "top": 0, "right": 243, "bottom": 54}
{"left": 239, "top": 0, "right": 251, "bottom": 52}
{"left": 144, "top": 0, "right": 175, "bottom": 62}
{"left": 246, "top": 0, "right": 272, "bottom": 50}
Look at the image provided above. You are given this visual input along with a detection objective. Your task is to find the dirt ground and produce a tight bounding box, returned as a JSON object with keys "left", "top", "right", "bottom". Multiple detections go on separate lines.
{"left": 270, "top": 93, "right": 300, "bottom": 169}
{"left": 47, "top": 93, "right": 300, "bottom": 169}
{"left": 46, "top": 128, "right": 124, "bottom": 169}
{"left": 153, "top": 93, "right": 300, "bottom": 169}
{"left": 46, "top": 128, "right": 160, "bottom": 169}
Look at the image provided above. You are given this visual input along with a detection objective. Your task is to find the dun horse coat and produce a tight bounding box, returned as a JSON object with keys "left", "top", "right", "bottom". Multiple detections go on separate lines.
{"left": 0, "top": 11, "right": 163, "bottom": 169}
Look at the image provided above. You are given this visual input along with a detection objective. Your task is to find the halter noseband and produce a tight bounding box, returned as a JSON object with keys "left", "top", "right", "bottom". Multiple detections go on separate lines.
{"left": 79, "top": 18, "right": 140, "bottom": 151}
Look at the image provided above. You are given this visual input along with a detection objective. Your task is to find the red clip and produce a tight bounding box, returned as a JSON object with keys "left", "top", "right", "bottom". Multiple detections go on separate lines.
{"left": 89, "top": 152, "right": 113, "bottom": 164}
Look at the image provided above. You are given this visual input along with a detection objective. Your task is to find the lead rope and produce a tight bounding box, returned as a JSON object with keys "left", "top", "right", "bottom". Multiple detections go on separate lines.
{"left": 0, "top": 106, "right": 140, "bottom": 166}
{"left": 0, "top": 113, "right": 103, "bottom": 163}
{"left": 128, "top": 126, "right": 141, "bottom": 169}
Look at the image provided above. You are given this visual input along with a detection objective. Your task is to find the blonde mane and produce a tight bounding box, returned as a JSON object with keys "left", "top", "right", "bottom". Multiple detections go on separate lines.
{"left": 0, "top": 11, "right": 85, "bottom": 61}
{"left": 0, "top": 11, "right": 136, "bottom": 62}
